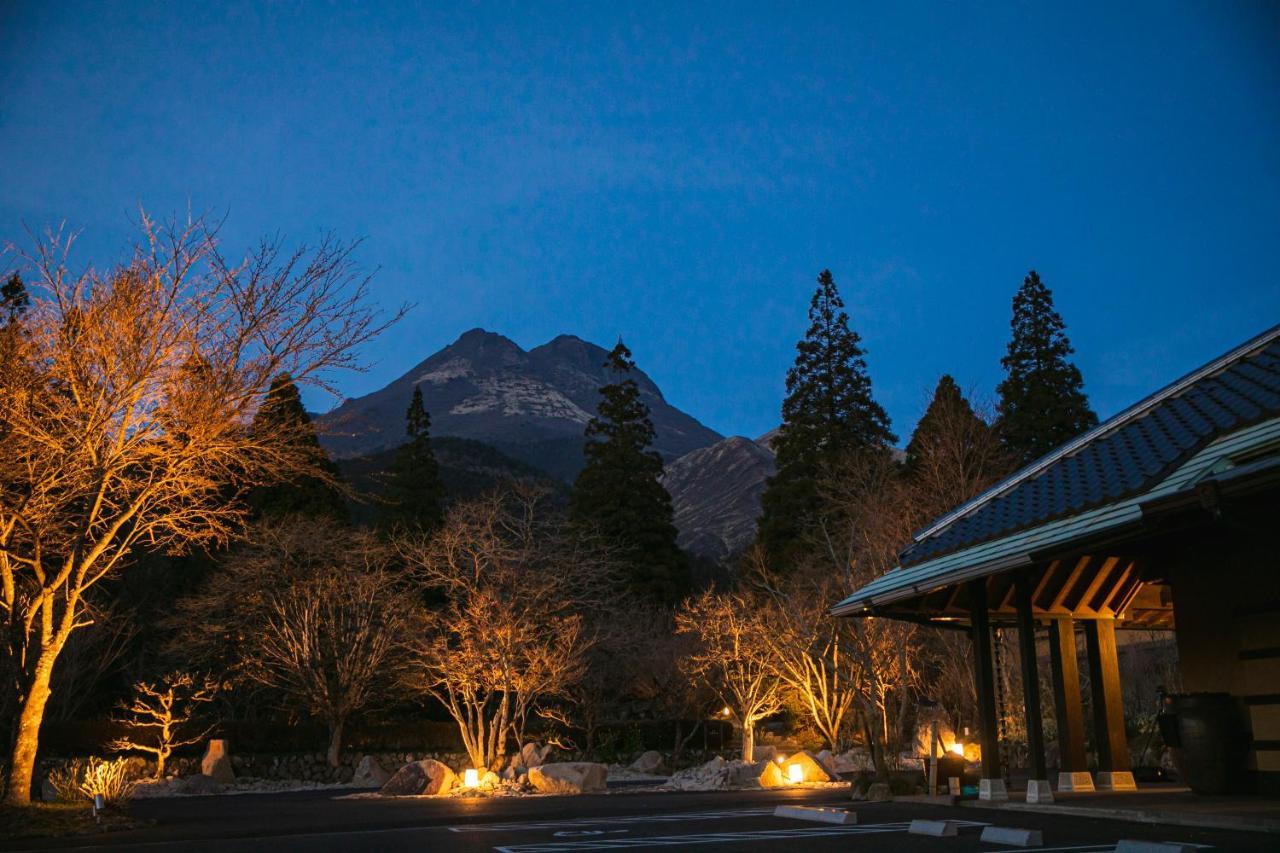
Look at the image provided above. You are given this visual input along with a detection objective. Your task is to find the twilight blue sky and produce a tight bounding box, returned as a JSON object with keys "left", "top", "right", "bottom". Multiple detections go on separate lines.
{"left": 2, "top": 1, "right": 1278, "bottom": 441}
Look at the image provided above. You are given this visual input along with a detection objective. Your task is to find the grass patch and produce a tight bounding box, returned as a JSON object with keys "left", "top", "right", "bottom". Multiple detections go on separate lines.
{"left": 0, "top": 802, "right": 148, "bottom": 841}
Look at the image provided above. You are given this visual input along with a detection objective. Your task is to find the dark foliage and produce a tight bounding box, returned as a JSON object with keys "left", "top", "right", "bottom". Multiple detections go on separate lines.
{"left": 380, "top": 387, "right": 445, "bottom": 532}
{"left": 996, "top": 271, "right": 1098, "bottom": 464}
{"left": 247, "top": 374, "right": 348, "bottom": 521}
{"left": 757, "top": 270, "right": 895, "bottom": 569}
{"left": 570, "top": 342, "right": 689, "bottom": 605}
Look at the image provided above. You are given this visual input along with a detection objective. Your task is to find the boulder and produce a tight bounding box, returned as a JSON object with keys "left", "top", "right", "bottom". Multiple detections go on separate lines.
{"left": 527, "top": 762, "right": 608, "bottom": 794}
{"left": 519, "top": 742, "right": 553, "bottom": 769}
{"left": 756, "top": 760, "right": 785, "bottom": 788}
{"left": 780, "top": 750, "right": 834, "bottom": 783}
{"left": 669, "top": 756, "right": 774, "bottom": 791}
{"left": 479, "top": 770, "right": 501, "bottom": 789}
{"left": 201, "top": 739, "right": 235, "bottom": 784}
{"left": 182, "top": 774, "right": 223, "bottom": 795}
{"left": 379, "top": 759, "right": 457, "bottom": 797}
{"left": 628, "top": 750, "right": 666, "bottom": 775}
{"left": 814, "top": 750, "right": 840, "bottom": 777}
{"left": 750, "top": 744, "right": 777, "bottom": 763}
{"left": 352, "top": 755, "right": 392, "bottom": 788}
{"left": 865, "top": 781, "right": 893, "bottom": 801}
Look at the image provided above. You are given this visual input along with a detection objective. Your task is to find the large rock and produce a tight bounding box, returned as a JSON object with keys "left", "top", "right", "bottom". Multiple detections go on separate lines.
{"left": 352, "top": 755, "right": 392, "bottom": 788}
{"left": 527, "top": 762, "right": 608, "bottom": 794}
{"left": 519, "top": 742, "right": 553, "bottom": 769}
{"left": 756, "top": 760, "right": 785, "bottom": 788}
{"left": 379, "top": 759, "right": 457, "bottom": 797}
{"left": 814, "top": 750, "right": 841, "bottom": 777}
{"left": 750, "top": 744, "right": 777, "bottom": 763}
{"left": 628, "top": 750, "right": 666, "bottom": 775}
{"left": 669, "top": 756, "right": 778, "bottom": 791}
{"left": 780, "top": 750, "right": 835, "bottom": 783}
{"left": 182, "top": 773, "right": 223, "bottom": 795}
{"left": 201, "top": 739, "right": 235, "bottom": 784}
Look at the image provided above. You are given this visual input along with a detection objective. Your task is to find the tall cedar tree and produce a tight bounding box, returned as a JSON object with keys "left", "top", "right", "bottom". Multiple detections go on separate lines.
{"left": 248, "top": 374, "right": 348, "bottom": 521}
{"left": 996, "top": 271, "right": 1097, "bottom": 464}
{"left": 757, "top": 270, "right": 895, "bottom": 570}
{"left": 570, "top": 342, "right": 689, "bottom": 605}
{"left": 2, "top": 272, "right": 30, "bottom": 323}
{"left": 382, "top": 386, "right": 445, "bottom": 531}
{"left": 904, "top": 375, "right": 987, "bottom": 473}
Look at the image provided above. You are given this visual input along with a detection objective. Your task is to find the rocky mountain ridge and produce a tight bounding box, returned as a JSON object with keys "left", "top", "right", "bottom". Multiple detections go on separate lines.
{"left": 316, "top": 328, "right": 722, "bottom": 481}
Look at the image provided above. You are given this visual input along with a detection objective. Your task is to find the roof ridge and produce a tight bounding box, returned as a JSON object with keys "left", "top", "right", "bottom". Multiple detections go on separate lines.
{"left": 908, "top": 322, "right": 1280, "bottom": 547}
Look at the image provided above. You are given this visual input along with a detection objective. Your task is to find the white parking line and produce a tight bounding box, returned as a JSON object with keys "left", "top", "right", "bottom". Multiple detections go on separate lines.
{"left": 492, "top": 820, "right": 991, "bottom": 852}
{"left": 450, "top": 808, "right": 776, "bottom": 832}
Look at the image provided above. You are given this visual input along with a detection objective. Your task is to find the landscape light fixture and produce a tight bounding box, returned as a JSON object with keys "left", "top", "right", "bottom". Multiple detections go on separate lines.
{"left": 787, "top": 763, "right": 804, "bottom": 784}
{"left": 721, "top": 706, "right": 731, "bottom": 717}
{"left": 774, "top": 754, "right": 785, "bottom": 764}
{"left": 949, "top": 743, "right": 964, "bottom": 757}
{"left": 464, "top": 768, "right": 480, "bottom": 788}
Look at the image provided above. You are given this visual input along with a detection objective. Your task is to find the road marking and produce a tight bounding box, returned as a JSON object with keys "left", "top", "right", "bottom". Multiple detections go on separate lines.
{"left": 554, "top": 830, "right": 632, "bottom": 838}
{"left": 450, "top": 808, "right": 776, "bottom": 832}
{"left": 492, "top": 820, "right": 991, "bottom": 851}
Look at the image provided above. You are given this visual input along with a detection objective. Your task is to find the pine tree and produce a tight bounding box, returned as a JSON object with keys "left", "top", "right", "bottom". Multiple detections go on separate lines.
{"left": 1, "top": 272, "right": 29, "bottom": 324}
{"left": 248, "top": 374, "right": 348, "bottom": 521}
{"left": 905, "top": 375, "right": 984, "bottom": 473}
{"left": 996, "top": 271, "right": 1097, "bottom": 464}
{"left": 570, "top": 341, "right": 689, "bottom": 605}
{"left": 757, "top": 269, "right": 896, "bottom": 569}
{"left": 382, "top": 386, "right": 445, "bottom": 532}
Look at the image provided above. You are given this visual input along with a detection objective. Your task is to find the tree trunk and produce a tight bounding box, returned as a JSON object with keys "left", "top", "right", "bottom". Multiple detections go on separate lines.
{"left": 327, "top": 717, "right": 344, "bottom": 768}
{"left": 740, "top": 721, "right": 755, "bottom": 762}
{"left": 860, "top": 708, "right": 890, "bottom": 783}
{"left": 156, "top": 749, "right": 168, "bottom": 779}
{"left": 5, "top": 650, "right": 57, "bottom": 806}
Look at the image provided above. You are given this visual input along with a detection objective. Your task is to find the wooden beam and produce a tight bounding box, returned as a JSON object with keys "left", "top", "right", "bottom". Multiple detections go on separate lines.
{"left": 968, "top": 578, "right": 1002, "bottom": 781}
{"left": 1030, "top": 560, "right": 1060, "bottom": 611}
{"left": 1015, "top": 570, "right": 1047, "bottom": 779}
{"left": 1098, "top": 561, "right": 1134, "bottom": 616}
{"left": 1084, "top": 619, "right": 1131, "bottom": 772}
{"left": 1049, "top": 556, "right": 1092, "bottom": 613}
{"left": 1074, "top": 556, "right": 1121, "bottom": 615}
{"left": 1048, "top": 618, "right": 1089, "bottom": 772}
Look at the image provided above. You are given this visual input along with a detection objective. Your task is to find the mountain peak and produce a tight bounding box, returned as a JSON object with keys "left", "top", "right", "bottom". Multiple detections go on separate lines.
{"left": 316, "top": 328, "right": 722, "bottom": 478}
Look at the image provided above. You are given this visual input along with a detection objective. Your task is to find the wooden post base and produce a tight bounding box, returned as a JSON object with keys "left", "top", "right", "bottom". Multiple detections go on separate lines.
{"left": 1057, "top": 771, "right": 1096, "bottom": 792}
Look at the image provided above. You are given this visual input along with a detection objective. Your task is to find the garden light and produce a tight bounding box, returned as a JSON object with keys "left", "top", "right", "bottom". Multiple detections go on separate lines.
{"left": 787, "top": 763, "right": 803, "bottom": 784}
{"left": 464, "top": 768, "right": 480, "bottom": 787}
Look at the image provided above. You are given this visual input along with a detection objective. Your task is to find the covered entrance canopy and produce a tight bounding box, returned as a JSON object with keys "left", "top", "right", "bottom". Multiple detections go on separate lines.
{"left": 833, "top": 324, "right": 1280, "bottom": 800}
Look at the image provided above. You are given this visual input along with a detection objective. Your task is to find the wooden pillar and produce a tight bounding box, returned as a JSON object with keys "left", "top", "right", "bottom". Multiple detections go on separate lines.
{"left": 1048, "top": 617, "right": 1094, "bottom": 791}
{"left": 1084, "top": 619, "right": 1133, "bottom": 788}
{"left": 1014, "top": 571, "right": 1047, "bottom": 780}
{"left": 967, "top": 579, "right": 1002, "bottom": 782}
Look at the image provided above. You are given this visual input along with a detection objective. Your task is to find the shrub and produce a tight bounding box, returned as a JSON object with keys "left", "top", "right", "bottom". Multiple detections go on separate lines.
{"left": 45, "top": 757, "right": 137, "bottom": 805}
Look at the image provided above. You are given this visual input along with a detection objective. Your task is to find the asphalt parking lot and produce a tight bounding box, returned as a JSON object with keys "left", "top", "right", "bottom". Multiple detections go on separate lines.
{"left": 8, "top": 787, "right": 1273, "bottom": 852}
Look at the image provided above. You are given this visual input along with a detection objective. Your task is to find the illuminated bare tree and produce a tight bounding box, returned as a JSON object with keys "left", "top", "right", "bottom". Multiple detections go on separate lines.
{"left": 397, "top": 486, "right": 617, "bottom": 772}
{"left": 745, "top": 549, "right": 857, "bottom": 753}
{"left": 0, "top": 217, "right": 400, "bottom": 804}
{"left": 108, "top": 672, "right": 217, "bottom": 778}
{"left": 171, "top": 519, "right": 411, "bottom": 767}
{"left": 675, "top": 588, "right": 784, "bottom": 762}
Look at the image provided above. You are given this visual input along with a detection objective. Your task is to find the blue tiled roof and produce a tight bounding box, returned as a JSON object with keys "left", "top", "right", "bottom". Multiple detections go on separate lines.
{"left": 898, "top": 326, "right": 1280, "bottom": 568}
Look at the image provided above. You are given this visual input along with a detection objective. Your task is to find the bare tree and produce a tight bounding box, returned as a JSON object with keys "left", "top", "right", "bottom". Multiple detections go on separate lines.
{"left": 397, "top": 486, "right": 619, "bottom": 772}
{"left": 108, "top": 672, "right": 217, "bottom": 777}
{"left": 675, "top": 588, "right": 784, "bottom": 762}
{"left": 746, "top": 550, "right": 857, "bottom": 753}
{"left": 171, "top": 518, "right": 410, "bottom": 767}
{"left": 0, "top": 217, "right": 400, "bottom": 804}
